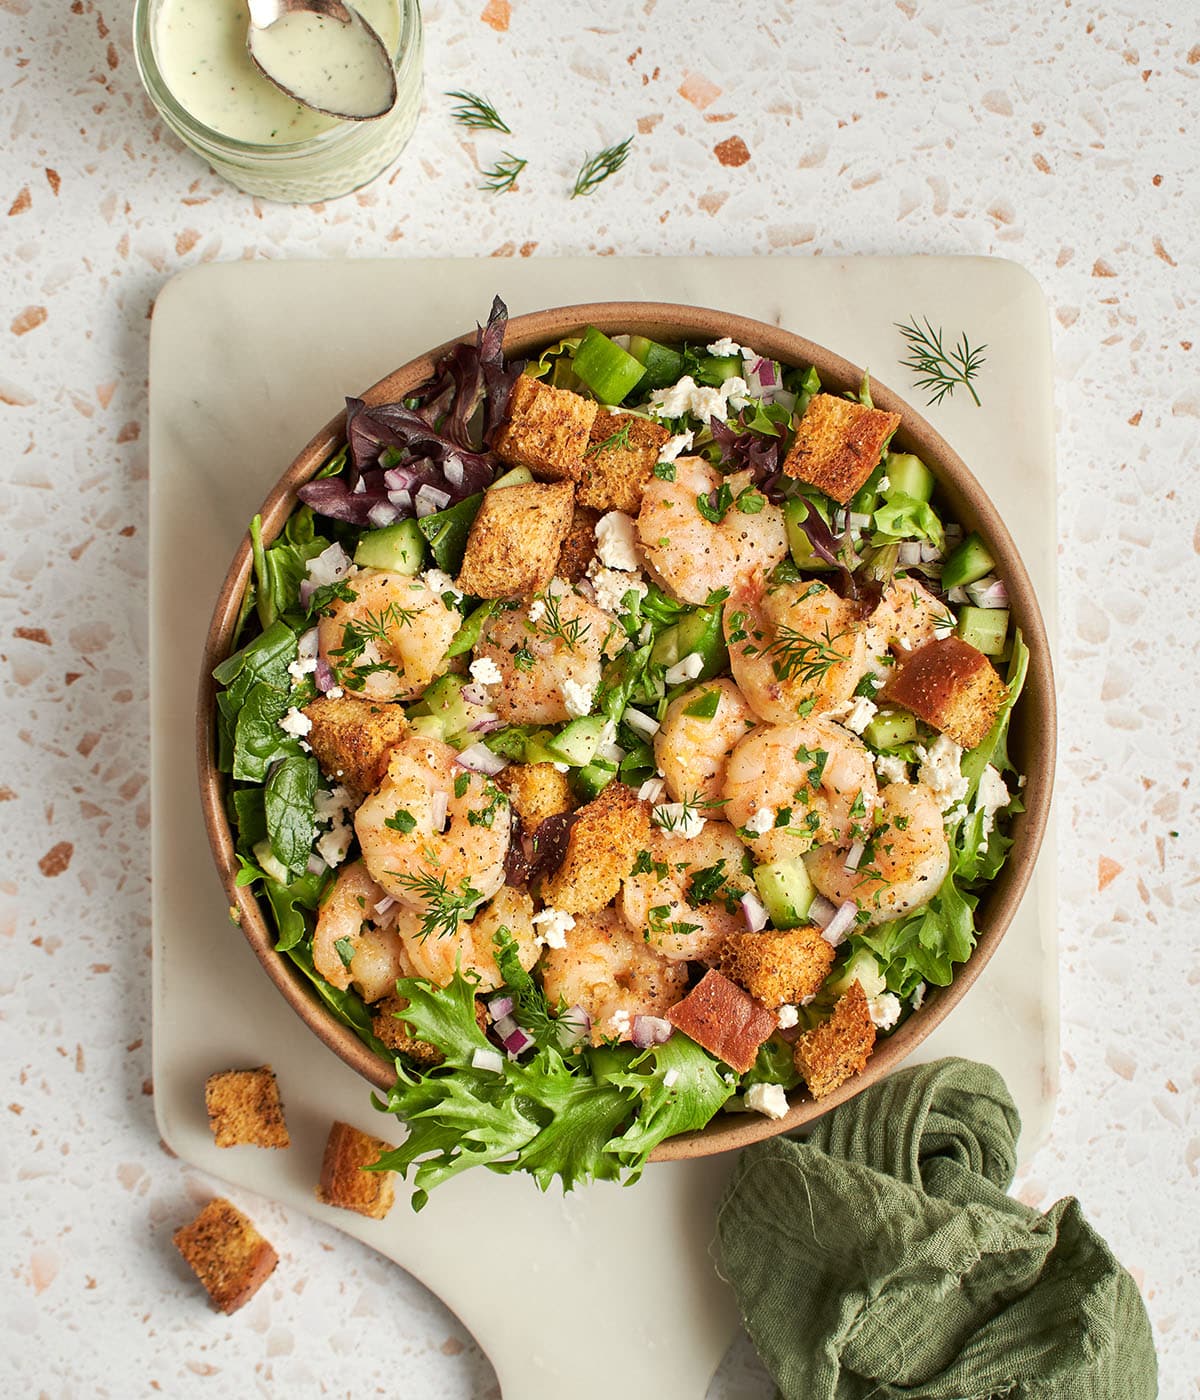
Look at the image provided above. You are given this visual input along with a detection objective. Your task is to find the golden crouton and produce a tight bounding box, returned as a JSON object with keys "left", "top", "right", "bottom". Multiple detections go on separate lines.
{"left": 204, "top": 1066, "right": 290, "bottom": 1149}
{"left": 497, "top": 762, "right": 577, "bottom": 828}
{"left": 666, "top": 969, "right": 777, "bottom": 1074}
{"left": 455, "top": 480, "right": 575, "bottom": 599}
{"left": 173, "top": 1198, "right": 279, "bottom": 1314}
{"left": 884, "top": 636, "right": 1006, "bottom": 749}
{"left": 718, "top": 925, "right": 835, "bottom": 1008}
{"left": 538, "top": 782, "right": 650, "bottom": 914}
{"left": 494, "top": 374, "right": 599, "bottom": 480}
{"left": 577, "top": 411, "right": 670, "bottom": 514}
{"left": 782, "top": 393, "right": 901, "bottom": 503}
{"left": 303, "top": 694, "right": 408, "bottom": 795}
{"left": 555, "top": 503, "right": 600, "bottom": 582}
{"left": 316, "top": 1121, "right": 396, "bottom": 1220}
{"left": 793, "top": 981, "right": 877, "bottom": 1099}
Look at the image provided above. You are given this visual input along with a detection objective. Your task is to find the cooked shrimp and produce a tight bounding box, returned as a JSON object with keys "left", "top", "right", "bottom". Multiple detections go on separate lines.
{"left": 354, "top": 735, "right": 511, "bottom": 909}
{"left": 654, "top": 679, "right": 757, "bottom": 805}
{"left": 395, "top": 885, "right": 540, "bottom": 992}
{"left": 318, "top": 569, "right": 460, "bottom": 703}
{"left": 313, "top": 859, "right": 416, "bottom": 1001}
{"left": 725, "top": 575, "right": 871, "bottom": 724}
{"left": 539, "top": 907, "right": 689, "bottom": 1044}
{"left": 723, "top": 717, "right": 878, "bottom": 864}
{"left": 804, "top": 781, "right": 950, "bottom": 925}
{"left": 869, "top": 576, "right": 954, "bottom": 655}
{"left": 620, "top": 821, "right": 753, "bottom": 963}
{"left": 637, "top": 458, "right": 787, "bottom": 605}
{"left": 473, "top": 580, "right": 619, "bottom": 726}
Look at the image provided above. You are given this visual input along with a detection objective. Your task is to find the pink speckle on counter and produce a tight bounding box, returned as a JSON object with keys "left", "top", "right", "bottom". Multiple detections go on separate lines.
{"left": 677, "top": 72, "right": 722, "bottom": 110}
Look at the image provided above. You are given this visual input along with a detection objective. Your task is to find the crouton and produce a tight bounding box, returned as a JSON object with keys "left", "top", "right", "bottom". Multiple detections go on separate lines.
{"left": 316, "top": 1121, "right": 396, "bottom": 1220}
{"left": 173, "top": 1198, "right": 278, "bottom": 1314}
{"left": 496, "top": 762, "right": 577, "bottom": 829}
{"left": 718, "top": 925, "right": 835, "bottom": 1008}
{"left": 792, "top": 981, "right": 877, "bottom": 1099}
{"left": 555, "top": 503, "right": 600, "bottom": 582}
{"left": 494, "top": 374, "right": 599, "bottom": 480}
{"left": 883, "top": 636, "right": 1006, "bottom": 749}
{"left": 303, "top": 694, "right": 408, "bottom": 796}
{"left": 455, "top": 480, "right": 575, "bottom": 600}
{"left": 538, "top": 782, "right": 650, "bottom": 914}
{"left": 577, "top": 411, "right": 670, "bottom": 514}
{"left": 666, "top": 969, "right": 777, "bottom": 1074}
{"left": 782, "top": 393, "right": 901, "bottom": 503}
{"left": 204, "top": 1066, "right": 290, "bottom": 1149}
{"left": 372, "top": 994, "right": 490, "bottom": 1067}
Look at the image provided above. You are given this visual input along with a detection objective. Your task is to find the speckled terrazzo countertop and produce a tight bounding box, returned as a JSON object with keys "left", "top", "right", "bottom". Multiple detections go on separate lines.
{"left": 1, "top": 1, "right": 1197, "bottom": 1395}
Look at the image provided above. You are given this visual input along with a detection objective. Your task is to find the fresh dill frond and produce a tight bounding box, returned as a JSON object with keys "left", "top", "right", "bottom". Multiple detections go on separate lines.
{"left": 445, "top": 89, "right": 511, "bottom": 134}
{"left": 531, "top": 589, "right": 590, "bottom": 652}
{"left": 895, "top": 316, "right": 988, "bottom": 408}
{"left": 585, "top": 420, "right": 633, "bottom": 456}
{"left": 387, "top": 869, "right": 483, "bottom": 943}
{"left": 765, "top": 624, "right": 848, "bottom": 686}
{"left": 479, "top": 152, "right": 527, "bottom": 194}
{"left": 571, "top": 136, "right": 634, "bottom": 198}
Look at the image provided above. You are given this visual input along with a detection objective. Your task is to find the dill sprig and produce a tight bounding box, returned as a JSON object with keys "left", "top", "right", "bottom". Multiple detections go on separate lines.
{"left": 765, "top": 624, "right": 848, "bottom": 686}
{"left": 895, "top": 316, "right": 988, "bottom": 408}
{"left": 531, "top": 589, "right": 590, "bottom": 652}
{"left": 387, "top": 869, "right": 483, "bottom": 943}
{"left": 445, "top": 89, "right": 511, "bottom": 134}
{"left": 571, "top": 136, "right": 634, "bottom": 198}
{"left": 480, "top": 152, "right": 527, "bottom": 195}
{"left": 585, "top": 420, "right": 633, "bottom": 456}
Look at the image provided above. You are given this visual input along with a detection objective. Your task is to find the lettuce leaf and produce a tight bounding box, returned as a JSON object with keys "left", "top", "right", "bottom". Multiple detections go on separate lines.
{"left": 850, "top": 870, "right": 978, "bottom": 999}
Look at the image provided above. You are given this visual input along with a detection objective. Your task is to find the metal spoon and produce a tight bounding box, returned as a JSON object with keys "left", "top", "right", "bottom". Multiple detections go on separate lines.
{"left": 246, "top": 0, "right": 398, "bottom": 121}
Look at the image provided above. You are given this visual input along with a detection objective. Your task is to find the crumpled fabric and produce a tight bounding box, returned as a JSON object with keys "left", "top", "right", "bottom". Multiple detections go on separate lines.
{"left": 715, "top": 1058, "right": 1157, "bottom": 1399}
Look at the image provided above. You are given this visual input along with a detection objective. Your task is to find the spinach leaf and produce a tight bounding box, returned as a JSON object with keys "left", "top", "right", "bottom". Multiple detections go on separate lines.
{"left": 262, "top": 868, "right": 327, "bottom": 952}
{"left": 265, "top": 752, "right": 319, "bottom": 876}
{"left": 212, "top": 617, "right": 298, "bottom": 696}
{"left": 280, "top": 938, "right": 390, "bottom": 1058}
{"left": 232, "top": 683, "right": 295, "bottom": 783}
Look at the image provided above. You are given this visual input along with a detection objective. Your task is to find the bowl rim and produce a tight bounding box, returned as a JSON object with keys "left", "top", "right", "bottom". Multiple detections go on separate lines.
{"left": 197, "top": 299, "right": 1056, "bottom": 1162}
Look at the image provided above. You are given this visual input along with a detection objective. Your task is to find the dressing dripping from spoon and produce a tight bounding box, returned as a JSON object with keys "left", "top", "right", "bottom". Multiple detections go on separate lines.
{"left": 246, "top": 0, "right": 398, "bottom": 121}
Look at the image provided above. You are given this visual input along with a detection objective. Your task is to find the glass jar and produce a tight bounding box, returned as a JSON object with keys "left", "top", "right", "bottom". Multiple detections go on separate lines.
{"left": 132, "top": 0, "right": 423, "bottom": 204}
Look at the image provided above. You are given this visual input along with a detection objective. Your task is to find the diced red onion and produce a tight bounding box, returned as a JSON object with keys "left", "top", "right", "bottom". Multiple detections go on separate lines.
{"left": 299, "top": 578, "right": 317, "bottom": 608}
{"left": 493, "top": 1014, "right": 518, "bottom": 1041}
{"left": 808, "top": 894, "right": 837, "bottom": 929}
{"left": 443, "top": 453, "right": 465, "bottom": 489}
{"left": 575, "top": 577, "right": 597, "bottom": 603}
{"left": 897, "top": 542, "right": 923, "bottom": 567}
{"left": 624, "top": 708, "right": 660, "bottom": 740}
{"left": 967, "top": 577, "right": 1008, "bottom": 609}
{"left": 503, "top": 1026, "right": 535, "bottom": 1057}
{"left": 306, "top": 853, "right": 327, "bottom": 876}
{"left": 741, "top": 890, "right": 769, "bottom": 933}
{"left": 843, "top": 840, "right": 865, "bottom": 873}
{"left": 833, "top": 509, "right": 847, "bottom": 532}
{"left": 821, "top": 900, "right": 858, "bottom": 947}
{"left": 638, "top": 777, "right": 666, "bottom": 803}
{"left": 751, "top": 356, "right": 777, "bottom": 388}
{"left": 383, "top": 465, "right": 419, "bottom": 491}
{"left": 367, "top": 501, "right": 400, "bottom": 529}
{"left": 664, "top": 652, "right": 704, "bottom": 686}
{"left": 556, "top": 1004, "right": 591, "bottom": 1049}
{"left": 919, "top": 542, "right": 943, "bottom": 563}
{"left": 461, "top": 683, "right": 490, "bottom": 707}
{"left": 387, "top": 488, "right": 412, "bottom": 511}
{"left": 352, "top": 477, "right": 367, "bottom": 495}
{"left": 374, "top": 895, "right": 396, "bottom": 917}
{"left": 631, "top": 1015, "right": 673, "bottom": 1048}
{"left": 430, "top": 789, "right": 449, "bottom": 831}
{"left": 305, "top": 541, "right": 352, "bottom": 588}
{"left": 487, "top": 994, "right": 515, "bottom": 1021}
{"left": 414, "top": 484, "right": 451, "bottom": 517}
{"left": 611, "top": 334, "right": 632, "bottom": 351}
{"left": 848, "top": 512, "right": 873, "bottom": 531}
{"left": 947, "top": 585, "right": 971, "bottom": 604}
{"left": 772, "top": 389, "right": 797, "bottom": 413}
{"left": 598, "top": 741, "right": 626, "bottom": 764}
{"left": 469, "top": 715, "right": 502, "bottom": 733}
{"left": 315, "top": 657, "right": 336, "bottom": 693}
{"left": 298, "top": 626, "right": 320, "bottom": 658}
{"left": 457, "top": 742, "right": 508, "bottom": 775}
{"left": 471, "top": 1047, "right": 504, "bottom": 1075}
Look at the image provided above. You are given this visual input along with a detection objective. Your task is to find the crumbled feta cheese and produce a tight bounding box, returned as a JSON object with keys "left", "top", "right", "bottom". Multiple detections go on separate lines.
{"left": 424, "top": 567, "right": 462, "bottom": 602}
{"left": 826, "top": 694, "right": 878, "bottom": 735}
{"left": 707, "top": 337, "right": 754, "bottom": 358}
{"left": 917, "top": 734, "right": 968, "bottom": 811}
{"left": 326, "top": 686, "right": 344, "bottom": 699}
{"left": 316, "top": 824, "right": 352, "bottom": 868}
{"left": 744, "top": 1082, "right": 789, "bottom": 1120}
{"left": 663, "top": 1068, "right": 680, "bottom": 1089}
{"left": 588, "top": 563, "right": 647, "bottom": 615}
{"left": 652, "top": 803, "right": 706, "bottom": 839}
{"left": 609, "top": 1009, "right": 631, "bottom": 1036}
{"left": 638, "top": 777, "right": 666, "bottom": 803}
{"left": 867, "top": 993, "right": 902, "bottom": 1031}
{"left": 472, "top": 1047, "right": 505, "bottom": 1075}
{"left": 910, "top": 982, "right": 927, "bottom": 1012}
{"left": 561, "top": 677, "right": 595, "bottom": 719}
{"left": 287, "top": 653, "right": 319, "bottom": 683}
{"left": 776, "top": 1004, "right": 799, "bottom": 1029}
{"left": 976, "top": 763, "right": 1010, "bottom": 837}
{"left": 527, "top": 597, "right": 547, "bottom": 625}
{"left": 874, "top": 754, "right": 909, "bottom": 786}
{"left": 553, "top": 762, "right": 570, "bottom": 774}
{"left": 649, "top": 374, "right": 749, "bottom": 422}
{"left": 800, "top": 993, "right": 816, "bottom": 1007}
{"left": 280, "top": 707, "right": 313, "bottom": 739}
{"left": 933, "top": 612, "right": 958, "bottom": 641}
{"left": 657, "top": 431, "right": 694, "bottom": 464}
{"left": 314, "top": 786, "right": 354, "bottom": 824}
{"left": 469, "top": 656, "right": 503, "bottom": 688}
{"left": 663, "top": 652, "right": 704, "bottom": 685}
{"left": 532, "top": 906, "right": 575, "bottom": 950}
{"left": 594, "top": 511, "right": 641, "bottom": 572}
{"left": 745, "top": 807, "right": 776, "bottom": 836}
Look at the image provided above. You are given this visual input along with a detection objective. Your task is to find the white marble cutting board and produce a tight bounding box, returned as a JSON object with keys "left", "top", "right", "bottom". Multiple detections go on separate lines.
{"left": 149, "top": 255, "right": 1058, "bottom": 1400}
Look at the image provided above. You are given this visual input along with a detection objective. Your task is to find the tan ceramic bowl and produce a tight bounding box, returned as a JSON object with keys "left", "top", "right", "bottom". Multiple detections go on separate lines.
{"left": 199, "top": 302, "right": 1055, "bottom": 1161}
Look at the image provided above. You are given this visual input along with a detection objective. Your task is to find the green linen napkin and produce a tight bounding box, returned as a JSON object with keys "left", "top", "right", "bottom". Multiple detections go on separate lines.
{"left": 715, "top": 1058, "right": 1157, "bottom": 1399}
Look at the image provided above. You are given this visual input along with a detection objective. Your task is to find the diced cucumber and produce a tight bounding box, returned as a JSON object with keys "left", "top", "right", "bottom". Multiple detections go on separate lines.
{"left": 575, "top": 758, "right": 617, "bottom": 801}
{"left": 627, "top": 335, "right": 685, "bottom": 390}
{"left": 784, "top": 498, "right": 838, "bottom": 572}
{"left": 521, "top": 731, "right": 564, "bottom": 766}
{"left": 693, "top": 353, "right": 741, "bottom": 387}
{"left": 863, "top": 709, "right": 918, "bottom": 750}
{"left": 408, "top": 713, "right": 448, "bottom": 742}
{"left": 827, "top": 948, "right": 886, "bottom": 999}
{"left": 445, "top": 599, "right": 496, "bottom": 659}
{"left": 957, "top": 606, "right": 1009, "bottom": 656}
{"left": 683, "top": 688, "right": 721, "bottom": 720}
{"left": 940, "top": 531, "right": 996, "bottom": 589}
{"left": 253, "top": 838, "right": 291, "bottom": 886}
{"left": 753, "top": 859, "right": 816, "bottom": 930}
{"left": 491, "top": 466, "right": 534, "bottom": 490}
{"left": 650, "top": 606, "right": 728, "bottom": 680}
{"left": 849, "top": 462, "right": 887, "bottom": 517}
{"left": 572, "top": 327, "right": 646, "bottom": 405}
{"left": 418, "top": 493, "right": 483, "bottom": 573}
{"left": 353, "top": 517, "right": 425, "bottom": 574}
{"left": 883, "top": 452, "right": 935, "bottom": 504}
{"left": 411, "top": 674, "right": 492, "bottom": 746}
{"left": 547, "top": 715, "right": 608, "bottom": 767}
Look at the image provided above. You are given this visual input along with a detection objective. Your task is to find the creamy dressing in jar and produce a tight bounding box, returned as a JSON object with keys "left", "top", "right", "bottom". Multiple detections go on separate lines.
{"left": 153, "top": 0, "right": 401, "bottom": 145}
